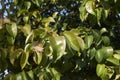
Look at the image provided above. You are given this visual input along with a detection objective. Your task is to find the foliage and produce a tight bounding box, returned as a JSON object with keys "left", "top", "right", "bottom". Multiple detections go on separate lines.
{"left": 0, "top": 0, "right": 120, "bottom": 80}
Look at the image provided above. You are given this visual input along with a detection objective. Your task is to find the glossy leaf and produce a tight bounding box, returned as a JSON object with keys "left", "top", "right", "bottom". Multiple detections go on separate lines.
{"left": 106, "top": 57, "right": 119, "bottom": 65}
{"left": 64, "top": 31, "right": 80, "bottom": 51}
{"left": 95, "top": 49, "right": 104, "bottom": 63}
{"left": 50, "top": 36, "right": 66, "bottom": 61}
{"left": 84, "top": 35, "right": 93, "bottom": 49}
{"left": 20, "top": 52, "right": 29, "bottom": 69}
{"left": 96, "top": 64, "right": 106, "bottom": 77}
{"left": 85, "top": 0, "right": 95, "bottom": 15}
{"left": 102, "top": 46, "right": 113, "bottom": 59}
{"left": 77, "top": 37, "right": 85, "bottom": 51}
{"left": 79, "top": 6, "right": 88, "bottom": 22}
{"left": 89, "top": 48, "right": 96, "bottom": 60}
{"left": 33, "top": 51, "right": 42, "bottom": 65}
{"left": 25, "top": 31, "right": 34, "bottom": 44}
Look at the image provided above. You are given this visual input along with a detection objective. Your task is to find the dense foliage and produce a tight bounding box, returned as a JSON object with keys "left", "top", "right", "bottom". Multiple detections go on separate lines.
{"left": 0, "top": 0, "right": 120, "bottom": 80}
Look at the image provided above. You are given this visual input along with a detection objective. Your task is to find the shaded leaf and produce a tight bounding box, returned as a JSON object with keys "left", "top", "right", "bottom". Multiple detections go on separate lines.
{"left": 20, "top": 52, "right": 29, "bottom": 69}
{"left": 95, "top": 49, "right": 104, "bottom": 63}
{"left": 33, "top": 51, "right": 42, "bottom": 65}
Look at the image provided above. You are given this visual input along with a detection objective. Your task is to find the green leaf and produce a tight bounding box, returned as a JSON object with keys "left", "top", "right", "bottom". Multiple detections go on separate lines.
{"left": 106, "top": 57, "right": 119, "bottom": 65}
{"left": 84, "top": 35, "right": 93, "bottom": 49}
{"left": 6, "top": 35, "right": 15, "bottom": 45}
{"left": 26, "top": 70, "right": 34, "bottom": 80}
{"left": 24, "top": 1, "right": 31, "bottom": 9}
{"left": 113, "top": 54, "right": 120, "bottom": 60}
{"left": 85, "top": 0, "right": 96, "bottom": 15}
{"left": 20, "top": 71, "right": 27, "bottom": 80}
{"left": 102, "top": 36, "right": 110, "bottom": 46}
{"left": 102, "top": 46, "right": 113, "bottom": 59}
{"left": 96, "top": 8, "right": 102, "bottom": 25}
{"left": 89, "top": 48, "right": 96, "bottom": 60}
{"left": 79, "top": 6, "right": 88, "bottom": 22}
{"left": 33, "top": 51, "right": 42, "bottom": 65}
{"left": 21, "top": 24, "right": 31, "bottom": 36}
{"left": 6, "top": 23, "right": 17, "bottom": 38}
{"left": 14, "top": 0, "right": 18, "bottom": 5}
{"left": 96, "top": 64, "right": 106, "bottom": 77}
{"left": 25, "top": 31, "right": 34, "bottom": 44}
{"left": 64, "top": 31, "right": 80, "bottom": 51}
{"left": 42, "top": 17, "right": 55, "bottom": 27}
{"left": 50, "top": 36, "right": 66, "bottom": 61}
{"left": 100, "top": 28, "right": 108, "bottom": 35}
{"left": 50, "top": 68, "right": 61, "bottom": 80}
{"left": 77, "top": 37, "right": 85, "bottom": 51}
{"left": 95, "top": 49, "right": 104, "bottom": 63}
{"left": 20, "top": 52, "right": 29, "bottom": 69}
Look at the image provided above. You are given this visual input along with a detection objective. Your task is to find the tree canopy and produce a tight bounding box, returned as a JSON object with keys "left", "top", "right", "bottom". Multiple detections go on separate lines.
{"left": 0, "top": 0, "right": 120, "bottom": 80}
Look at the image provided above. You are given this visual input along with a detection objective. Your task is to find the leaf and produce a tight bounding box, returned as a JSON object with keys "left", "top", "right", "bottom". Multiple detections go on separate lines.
{"left": 20, "top": 52, "right": 29, "bottom": 69}
{"left": 96, "top": 8, "right": 102, "bottom": 25}
{"left": 102, "top": 36, "right": 110, "bottom": 46}
{"left": 89, "top": 48, "right": 96, "bottom": 60}
{"left": 79, "top": 6, "right": 88, "bottom": 22}
{"left": 25, "top": 31, "right": 34, "bottom": 44}
{"left": 77, "top": 37, "right": 85, "bottom": 51}
{"left": 24, "top": 1, "right": 31, "bottom": 9}
{"left": 113, "top": 54, "right": 120, "bottom": 60}
{"left": 95, "top": 49, "right": 104, "bottom": 63}
{"left": 100, "top": 28, "right": 108, "bottom": 35}
{"left": 6, "top": 23, "right": 17, "bottom": 38}
{"left": 63, "top": 31, "right": 80, "bottom": 51}
{"left": 33, "top": 51, "right": 42, "bottom": 65}
{"left": 84, "top": 35, "right": 93, "bottom": 49}
{"left": 85, "top": 0, "right": 95, "bottom": 15}
{"left": 96, "top": 64, "right": 106, "bottom": 77}
{"left": 50, "top": 36, "right": 66, "bottom": 61}
{"left": 20, "top": 71, "right": 27, "bottom": 80}
{"left": 6, "top": 35, "right": 15, "bottom": 45}
{"left": 50, "top": 68, "right": 61, "bottom": 80}
{"left": 21, "top": 24, "right": 31, "bottom": 36}
{"left": 26, "top": 70, "right": 34, "bottom": 80}
{"left": 106, "top": 57, "right": 119, "bottom": 65}
{"left": 42, "top": 17, "right": 55, "bottom": 27}
{"left": 102, "top": 46, "right": 113, "bottom": 59}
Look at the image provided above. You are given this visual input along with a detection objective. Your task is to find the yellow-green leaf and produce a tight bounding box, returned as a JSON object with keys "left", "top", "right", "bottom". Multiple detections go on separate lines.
{"left": 63, "top": 31, "right": 80, "bottom": 51}
{"left": 20, "top": 52, "right": 29, "bottom": 69}
{"left": 85, "top": 0, "right": 95, "bottom": 15}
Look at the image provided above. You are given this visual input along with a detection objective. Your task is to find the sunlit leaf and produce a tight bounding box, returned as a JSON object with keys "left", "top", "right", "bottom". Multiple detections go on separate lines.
{"left": 96, "top": 64, "right": 106, "bottom": 77}
{"left": 106, "top": 57, "right": 119, "bottom": 65}
{"left": 6, "top": 23, "right": 17, "bottom": 38}
{"left": 102, "top": 46, "right": 113, "bottom": 59}
{"left": 21, "top": 24, "right": 31, "bottom": 36}
{"left": 84, "top": 35, "right": 93, "bottom": 49}
{"left": 85, "top": 0, "right": 96, "bottom": 15}
{"left": 64, "top": 31, "right": 80, "bottom": 51}
{"left": 50, "top": 36, "right": 66, "bottom": 61}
